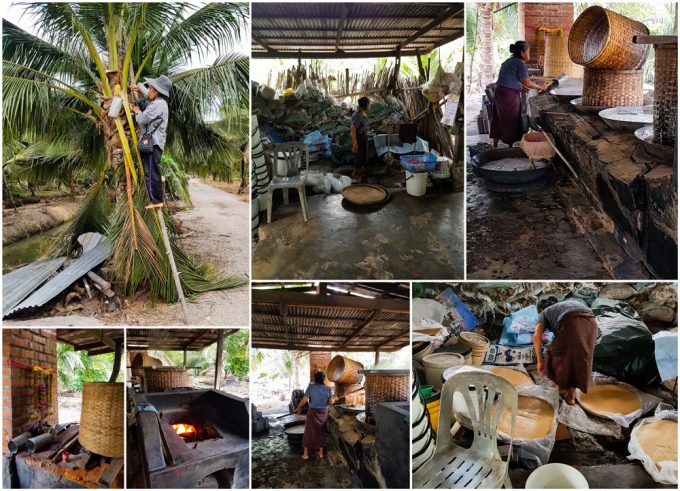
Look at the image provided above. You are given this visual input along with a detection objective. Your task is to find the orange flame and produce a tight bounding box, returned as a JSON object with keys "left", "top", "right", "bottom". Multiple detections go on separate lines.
{"left": 173, "top": 423, "right": 196, "bottom": 437}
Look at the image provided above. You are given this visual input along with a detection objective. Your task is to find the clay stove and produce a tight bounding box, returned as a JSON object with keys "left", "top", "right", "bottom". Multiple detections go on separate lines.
{"left": 132, "top": 389, "right": 249, "bottom": 488}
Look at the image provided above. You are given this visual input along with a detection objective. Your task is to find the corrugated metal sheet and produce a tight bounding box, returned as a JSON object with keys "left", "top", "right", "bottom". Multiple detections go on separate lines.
{"left": 8, "top": 237, "right": 112, "bottom": 316}
{"left": 3, "top": 257, "right": 67, "bottom": 317}
{"left": 252, "top": 2, "right": 464, "bottom": 57}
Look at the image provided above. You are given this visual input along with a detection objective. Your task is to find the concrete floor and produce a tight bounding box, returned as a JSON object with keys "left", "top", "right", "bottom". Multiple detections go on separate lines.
{"left": 253, "top": 189, "right": 464, "bottom": 280}
{"left": 466, "top": 93, "right": 617, "bottom": 279}
{"left": 252, "top": 422, "right": 362, "bottom": 489}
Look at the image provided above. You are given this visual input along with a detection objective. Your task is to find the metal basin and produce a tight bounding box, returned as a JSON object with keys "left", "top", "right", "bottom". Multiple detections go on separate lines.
{"left": 599, "top": 106, "right": 652, "bottom": 131}
{"left": 472, "top": 147, "right": 551, "bottom": 185}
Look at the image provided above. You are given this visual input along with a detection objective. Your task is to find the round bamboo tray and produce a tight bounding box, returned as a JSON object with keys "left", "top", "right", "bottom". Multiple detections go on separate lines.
{"left": 79, "top": 382, "right": 124, "bottom": 458}
{"left": 568, "top": 6, "right": 650, "bottom": 70}
{"left": 582, "top": 68, "right": 643, "bottom": 107}
{"left": 544, "top": 30, "right": 583, "bottom": 78}
{"left": 131, "top": 352, "right": 162, "bottom": 378}
{"left": 360, "top": 369, "right": 409, "bottom": 423}
{"left": 327, "top": 355, "right": 364, "bottom": 384}
{"left": 653, "top": 43, "right": 677, "bottom": 146}
{"left": 144, "top": 366, "right": 190, "bottom": 392}
{"left": 458, "top": 332, "right": 490, "bottom": 366}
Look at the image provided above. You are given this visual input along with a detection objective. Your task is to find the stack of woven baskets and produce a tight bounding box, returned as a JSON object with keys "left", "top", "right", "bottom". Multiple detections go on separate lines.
{"left": 568, "top": 6, "right": 649, "bottom": 108}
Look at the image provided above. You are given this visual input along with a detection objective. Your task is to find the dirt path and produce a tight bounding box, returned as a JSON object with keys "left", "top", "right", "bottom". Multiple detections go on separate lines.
{"left": 123, "top": 178, "right": 250, "bottom": 326}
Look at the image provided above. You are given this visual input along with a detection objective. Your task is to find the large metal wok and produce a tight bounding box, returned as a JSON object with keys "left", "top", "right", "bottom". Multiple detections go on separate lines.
{"left": 471, "top": 147, "right": 551, "bottom": 185}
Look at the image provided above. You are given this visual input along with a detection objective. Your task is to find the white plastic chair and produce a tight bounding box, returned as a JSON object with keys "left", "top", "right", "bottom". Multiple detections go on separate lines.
{"left": 267, "top": 142, "right": 310, "bottom": 223}
{"left": 414, "top": 371, "right": 517, "bottom": 489}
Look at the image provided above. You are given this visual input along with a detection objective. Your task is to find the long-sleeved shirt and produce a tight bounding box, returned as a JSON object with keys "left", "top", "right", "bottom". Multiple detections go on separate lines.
{"left": 135, "top": 97, "right": 169, "bottom": 150}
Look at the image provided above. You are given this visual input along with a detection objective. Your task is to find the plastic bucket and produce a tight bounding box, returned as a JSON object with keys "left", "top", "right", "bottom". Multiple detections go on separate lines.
{"left": 526, "top": 463, "right": 589, "bottom": 488}
{"left": 405, "top": 171, "right": 427, "bottom": 197}
{"left": 422, "top": 353, "right": 464, "bottom": 389}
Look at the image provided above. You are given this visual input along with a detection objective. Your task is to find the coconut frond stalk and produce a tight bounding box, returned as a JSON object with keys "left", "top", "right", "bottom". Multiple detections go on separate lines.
{"left": 3, "top": 2, "right": 248, "bottom": 301}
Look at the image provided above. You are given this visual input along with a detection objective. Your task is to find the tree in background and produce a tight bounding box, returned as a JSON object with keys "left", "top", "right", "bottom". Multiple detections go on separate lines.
{"left": 3, "top": 3, "right": 248, "bottom": 302}
{"left": 57, "top": 343, "right": 122, "bottom": 392}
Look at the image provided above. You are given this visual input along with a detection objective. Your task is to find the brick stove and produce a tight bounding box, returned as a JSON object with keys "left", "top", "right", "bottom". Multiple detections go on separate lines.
{"left": 131, "top": 388, "right": 249, "bottom": 488}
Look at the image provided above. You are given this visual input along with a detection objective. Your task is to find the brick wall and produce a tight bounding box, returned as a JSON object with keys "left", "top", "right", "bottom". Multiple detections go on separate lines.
{"left": 522, "top": 3, "right": 574, "bottom": 66}
{"left": 2, "top": 329, "right": 58, "bottom": 454}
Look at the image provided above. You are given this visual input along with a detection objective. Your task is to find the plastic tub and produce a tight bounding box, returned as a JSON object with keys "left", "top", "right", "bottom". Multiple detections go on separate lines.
{"left": 419, "top": 385, "right": 433, "bottom": 398}
{"left": 422, "top": 353, "right": 465, "bottom": 389}
{"left": 526, "top": 463, "right": 589, "bottom": 488}
{"left": 405, "top": 171, "right": 427, "bottom": 197}
{"left": 400, "top": 153, "right": 437, "bottom": 173}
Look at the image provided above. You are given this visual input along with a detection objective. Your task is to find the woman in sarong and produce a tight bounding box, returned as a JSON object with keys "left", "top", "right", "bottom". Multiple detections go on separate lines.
{"left": 533, "top": 298, "right": 598, "bottom": 404}
{"left": 295, "top": 371, "right": 337, "bottom": 459}
{"left": 490, "top": 41, "right": 548, "bottom": 147}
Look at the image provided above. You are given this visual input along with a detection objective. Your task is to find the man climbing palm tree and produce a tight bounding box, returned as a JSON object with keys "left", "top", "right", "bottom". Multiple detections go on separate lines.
{"left": 130, "top": 76, "right": 172, "bottom": 209}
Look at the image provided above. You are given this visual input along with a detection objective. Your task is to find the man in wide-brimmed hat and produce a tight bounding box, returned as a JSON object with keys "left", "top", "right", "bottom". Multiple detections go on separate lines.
{"left": 130, "top": 75, "right": 173, "bottom": 209}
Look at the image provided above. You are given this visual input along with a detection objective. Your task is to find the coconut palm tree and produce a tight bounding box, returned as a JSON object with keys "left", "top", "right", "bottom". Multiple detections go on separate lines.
{"left": 3, "top": 2, "right": 249, "bottom": 302}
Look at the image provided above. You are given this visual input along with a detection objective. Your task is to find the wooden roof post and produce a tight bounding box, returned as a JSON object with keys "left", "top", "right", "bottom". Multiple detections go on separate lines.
{"left": 374, "top": 350, "right": 381, "bottom": 365}
{"left": 214, "top": 329, "right": 225, "bottom": 390}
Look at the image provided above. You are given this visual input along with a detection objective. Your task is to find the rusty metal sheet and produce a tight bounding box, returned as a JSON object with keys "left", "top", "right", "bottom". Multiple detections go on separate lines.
{"left": 3, "top": 257, "right": 67, "bottom": 317}
{"left": 7, "top": 236, "right": 112, "bottom": 316}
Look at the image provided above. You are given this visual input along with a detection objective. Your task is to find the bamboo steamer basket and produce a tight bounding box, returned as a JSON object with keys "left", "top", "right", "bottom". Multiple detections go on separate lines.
{"left": 568, "top": 6, "right": 650, "bottom": 70}
{"left": 582, "top": 68, "right": 643, "bottom": 107}
{"left": 79, "top": 382, "right": 124, "bottom": 458}
{"left": 544, "top": 31, "right": 583, "bottom": 78}
{"left": 458, "top": 332, "right": 490, "bottom": 366}
{"left": 653, "top": 43, "right": 677, "bottom": 146}
{"left": 144, "top": 366, "right": 190, "bottom": 392}
{"left": 327, "top": 355, "right": 364, "bottom": 384}
{"left": 131, "top": 352, "right": 162, "bottom": 378}
{"left": 360, "top": 369, "right": 409, "bottom": 423}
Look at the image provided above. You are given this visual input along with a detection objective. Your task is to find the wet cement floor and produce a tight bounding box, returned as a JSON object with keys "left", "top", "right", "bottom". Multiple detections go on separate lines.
{"left": 252, "top": 422, "right": 362, "bottom": 489}
{"left": 253, "top": 189, "right": 464, "bottom": 280}
{"left": 466, "top": 165, "right": 611, "bottom": 279}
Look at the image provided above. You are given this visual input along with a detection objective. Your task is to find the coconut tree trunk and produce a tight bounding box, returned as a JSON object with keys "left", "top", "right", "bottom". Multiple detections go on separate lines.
{"left": 479, "top": 3, "right": 494, "bottom": 90}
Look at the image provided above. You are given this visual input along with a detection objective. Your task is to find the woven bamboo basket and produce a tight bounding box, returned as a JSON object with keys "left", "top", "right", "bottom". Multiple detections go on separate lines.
{"left": 131, "top": 352, "right": 162, "bottom": 378}
{"left": 361, "top": 369, "right": 409, "bottom": 423}
{"left": 327, "top": 355, "right": 364, "bottom": 384}
{"left": 144, "top": 366, "right": 190, "bottom": 392}
{"left": 544, "top": 30, "right": 583, "bottom": 78}
{"left": 582, "top": 68, "right": 643, "bottom": 107}
{"left": 334, "top": 383, "right": 365, "bottom": 405}
{"left": 309, "top": 352, "right": 334, "bottom": 387}
{"left": 653, "top": 43, "right": 677, "bottom": 146}
{"left": 79, "top": 382, "right": 124, "bottom": 458}
{"left": 458, "top": 332, "right": 491, "bottom": 366}
{"left": 568, "top": 6, "right": 650, "bottom": 70}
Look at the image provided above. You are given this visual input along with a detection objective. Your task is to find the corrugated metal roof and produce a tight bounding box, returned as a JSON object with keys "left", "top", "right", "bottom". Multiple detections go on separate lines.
{"left": 3, "top": 257, "right": 67, "bottom": 317}
{"left": 126, "top": 328, "right": 238, "bottom": 351}
{"left": 252, "top": 2, "right": 464, "bottom": 59}
{"left": 251, "top": 285, "right": 410, "bottom": 352}
{"left": 7, "top": 236, "right": 112, "bottom": 316}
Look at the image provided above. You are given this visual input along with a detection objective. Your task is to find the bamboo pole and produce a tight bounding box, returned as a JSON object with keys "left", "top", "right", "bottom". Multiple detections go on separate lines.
{"left": 155, "top": 207, "right": 189, "bottom": 324}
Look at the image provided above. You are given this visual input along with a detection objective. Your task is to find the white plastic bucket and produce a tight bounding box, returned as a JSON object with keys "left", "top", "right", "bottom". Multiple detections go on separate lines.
{"left": 405, "top": 170, "right": 427, "bottom": 196}
{"left": 526, "top": 463, "right": 589, "bottom": 489}
{"left": 422, "top": 353, "right": 464, "bottom": 389}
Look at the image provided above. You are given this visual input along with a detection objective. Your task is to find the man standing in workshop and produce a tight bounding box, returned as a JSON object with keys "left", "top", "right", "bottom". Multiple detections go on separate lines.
{"left": 350, "top": 96, "right": 372, "bottom": 181}
{"left": 533, "top": 297, "right": 599, "bottom": 405}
